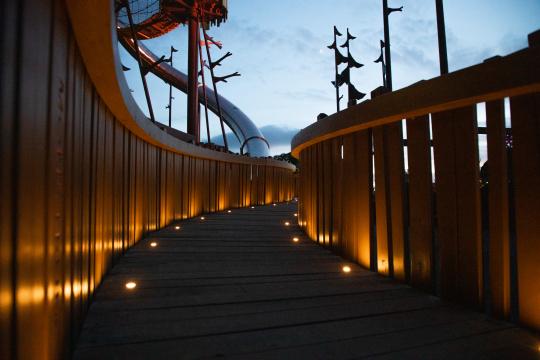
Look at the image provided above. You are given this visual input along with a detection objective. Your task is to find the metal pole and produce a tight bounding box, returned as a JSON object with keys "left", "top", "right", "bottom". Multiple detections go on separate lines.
{"left": 168, "top": 46, "right": 174, "bottom": 127}
{"left": 345, "top": 30, "right": 352, "bottom": 108}
{"left": 123, "top": 0, "right": 156, "bottom": 122}
{"left": 382, "top": 0, "right": 393, "bottom": 91}
{"left": 197, "top": 21, "right": 211, "bottom": 144}
{"left": 187, "top": 7, "right": 200, "bottom": 143}
{"left": 334, "top": 30, "right": 340, "bottom": 112}
{"left": 435, "top": 0, "right": 449, "bottom": 74}
{"left": 202, "top": 27, "right": 229, "bottom": 151}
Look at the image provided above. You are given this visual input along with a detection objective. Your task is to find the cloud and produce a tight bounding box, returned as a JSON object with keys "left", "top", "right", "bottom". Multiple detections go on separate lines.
{"left": 276, "top": 88, "right": 333, "bottom": 102}
{"left": 259, "top": 125, "right": 300, "bottom": 146}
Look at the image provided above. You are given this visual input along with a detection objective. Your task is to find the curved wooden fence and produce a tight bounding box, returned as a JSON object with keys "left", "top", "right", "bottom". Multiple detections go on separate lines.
{"left": 0, "top": 1, "right": 296, "bottom": 359}
{"left": 292, "top": 32, "right": 539, "bottom": 331}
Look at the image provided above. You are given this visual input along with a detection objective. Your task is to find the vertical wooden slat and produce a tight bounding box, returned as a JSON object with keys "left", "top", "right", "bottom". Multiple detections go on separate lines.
{"left": 386, "top": 122, "right": 406, "bottom": 280}
{"left": 406, "top": 115, "right": 433, "bottom": 291}
{"left": 46, "top": 0, "right": 69, "bottom": 356}
{"left": 510, "top": 93, "right": 540, "bottom": 329}
{"left": 331, "top": 138, "right": 343, "bottom": 250}
{"left": 16, "top": 0, "right": 52, "bottom": 356}
{"left": 341, "top": 131, "right": 371, "bottom": 268}
{"left": 432, "top": 106, "right": 482, "bottom": 307}
{"left": 373, "top": 126, "right": 391, "bottom": 275}
{"left": 0, "top": 0, "right": 19, "bottom": 357}
{"left": 486, "top": 99, "right": 510, "bottom": 318}
{"left": 323, "top": 141, "right": 333, "bottom": 245}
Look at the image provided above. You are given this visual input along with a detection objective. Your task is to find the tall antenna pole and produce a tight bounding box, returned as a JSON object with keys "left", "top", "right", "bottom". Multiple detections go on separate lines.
{"left": 435, "top": 0, "right": 449, "bottom": 74}
{"left": 167, "top": 46, "right": 177, "bottom": 127}
{"left": 123, "top": 0, "right": 156, "bottom": 122}
{"left": 382, "top": 0, "right": 402, "bottom": 91}
{"left": 197, "top": 19, "right": 211, "bottom": 144}
{"left": 202, "top": 28, "right": 229, "bottom": 151}
{"left": 187, "top": 5, "right": 200, "bottom": 143}
{"left": 333, "top": 28, "right": 340, "bottom": 112}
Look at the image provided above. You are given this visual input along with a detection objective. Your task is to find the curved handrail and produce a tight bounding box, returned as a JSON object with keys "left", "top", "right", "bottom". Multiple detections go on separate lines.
{"left": 65, "top": 1, "right": 293, "bottom": 170}
{"left": 291, "top": 45, "right": 540, "bottom": 158}
{"left": 240, "top": 136, "right": 270, "bottom": 155}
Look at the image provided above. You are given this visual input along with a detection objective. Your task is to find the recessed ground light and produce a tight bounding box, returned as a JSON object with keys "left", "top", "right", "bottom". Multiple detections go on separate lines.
{"left": 174, "top": 225, "right": 180, "bottom": 230}
{"left": 227, "top": 210, "right": 232, "bottom": 213}
{"left": 272, "top": 203, "right": 276, "bottom": 206}
{"left": 200, "top": 216, "right": 205, "bottom": 220}
{"left": 251, "top": 206, "right": 255, "bottom": 209}
{"left": 294, "top": 213, "right": 298, "bottom": 217}
{"left": 150, "top": 242, "right": 157, "bottom": 247}
{"left": 125, "top": 282, "right": 137, "bottom": 290}
{"left": 342, "top": 266, "right": 351, "bottom": 273}
{"left": 293, "top": 237, "right": 299, "bottom": 242}
{"left": 284, "top": 221, "right": 290, "bottom": 226}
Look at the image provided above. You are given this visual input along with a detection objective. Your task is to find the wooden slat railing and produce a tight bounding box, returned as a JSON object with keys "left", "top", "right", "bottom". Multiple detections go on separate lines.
{"left": 0, "top": 1, "right": 296, "bottom": 359}
{"left": 292, "top": 30, "right": 540, "bottom": 330}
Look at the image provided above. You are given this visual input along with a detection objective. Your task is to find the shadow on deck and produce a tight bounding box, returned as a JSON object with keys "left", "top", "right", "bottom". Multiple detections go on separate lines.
{"left": 74, "top": 203, "right": 539, "bottom": 359}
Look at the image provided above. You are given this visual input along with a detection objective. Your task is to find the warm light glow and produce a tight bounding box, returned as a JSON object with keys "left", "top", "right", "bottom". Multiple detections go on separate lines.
{"left": 227, "top": 210, "right": 232, "bottom": 213}
{"left": 251, "top": 206, "right": 255, "bottom": 209}
{"left": 125, "top": 282, "right": 137, "bottom": 290}
{"left": 150, "top": 242, "right": 157, "bottom": 247}
{"left": 342, "top": 265, "right": 351, "bottom": 273}
{"left": 293, "top": 237, "right": 299, "bottom": 242}
{"left": 200, "top": 216, "right": 205, "bottom": 220}
{"left": 273, "top": 203, "right": 276, "bottom": 206}
{"left": 294, "top": 213, "right": 298, "bottom": 217}
{"left": 284, "top": 221, "right": 290, "bottom": 226}
{"left": 174, "top": 225, "right": 180, "bottom": 230}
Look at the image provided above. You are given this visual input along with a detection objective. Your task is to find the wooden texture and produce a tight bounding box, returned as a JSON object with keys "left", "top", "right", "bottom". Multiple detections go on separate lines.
{"left": 486, "top": 100, "right": 510, "bottom": 318}
{"left": 337, "top": 132, "right": 372, "bottom": 268}
{"left": 0, "top": 2, "right": 295, "bottom": 359}
{"left": 510, "top": 93, "right": 540, "bottom": 329}
{"left": 73, "top": 204, "right": 539, "bottom": 359}
{"left": 294, "top": 31, "right": 540, "bottom": 331}
{"left": 373, "top": 126, "right": 391, "bottom": 276}
{"left": 430, "top": 107, "right": 482, "bottom": 307}
{"left": 386, "top": 122, "right": 406, "bottom": 281}
{"left": 406, "top": 115, "right": 433, "bottom": 291}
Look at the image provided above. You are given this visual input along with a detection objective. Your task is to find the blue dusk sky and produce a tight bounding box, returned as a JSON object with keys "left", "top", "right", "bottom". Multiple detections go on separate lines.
{"left": 120, "top": 0, "right": 540, "bottom": 155}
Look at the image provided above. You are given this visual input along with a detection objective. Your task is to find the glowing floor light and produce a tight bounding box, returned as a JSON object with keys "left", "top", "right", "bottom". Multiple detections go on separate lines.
{"left": 294, "top": 213, "right": 298, "bottom": 217}
{"left": 284, "top": 221, "right": 290, "bottom": 226}
{"left": 201, "top": 216, "right": 205, "bottom": 220}
{"left": 293, "top": 237, "right": 299, "bottom": 242}
{"left": 174, "top": 225, "right": 180, "bottom": 230}
{"left": 150, "top": 242, "right": 157, "bottom": 247}
{"left": 125, "top": 282, "right": 137, "bottom": 290}
{"left": 227, "top": 210, "right": 232, "bottom": 213}
{"left": 342, "top": 265, "right": 351, "bottom": 273}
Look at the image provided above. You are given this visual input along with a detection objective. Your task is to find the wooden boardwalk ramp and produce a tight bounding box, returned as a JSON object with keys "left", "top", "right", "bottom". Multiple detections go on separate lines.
{"left": 74, "top": 203, "right": 539, "bottom": 359}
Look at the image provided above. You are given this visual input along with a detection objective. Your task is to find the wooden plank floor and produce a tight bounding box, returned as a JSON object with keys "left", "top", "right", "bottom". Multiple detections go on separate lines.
{"left": 74, "top": 202, "right": 539, "bottom": 359}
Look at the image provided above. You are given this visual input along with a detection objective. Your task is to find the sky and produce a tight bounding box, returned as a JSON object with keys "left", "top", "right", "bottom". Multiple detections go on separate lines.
{"left": 120, "top": 0, "right": 540, "bottom": 155}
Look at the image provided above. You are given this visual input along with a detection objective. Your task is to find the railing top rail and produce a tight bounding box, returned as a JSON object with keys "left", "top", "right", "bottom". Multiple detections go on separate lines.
{"left": 291, "top": 38, "right": 540, "bottom": 158}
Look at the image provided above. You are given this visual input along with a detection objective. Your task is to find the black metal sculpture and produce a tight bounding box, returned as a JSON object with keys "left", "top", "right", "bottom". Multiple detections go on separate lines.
{"left": 340, "top": 28, "right": 366, "bottom": 107}
{"left": 329, "top": 26, "right": 366, "bottom": 111}
{"left": 328, "top": 26, "right": 343, "bottom": 112}
{"left": 200, "top": 22, "right": 241, "bottom": 151}
{"left": 167, "top": 46, "right": 178, "bottom": 127}
{"left": 118, "top": 0, "right": 156, "bottom": 122}
{"left": 382, "top": 0, "right": 403, "bottom": 91}
{"left": 374, "top": 40, "right": 387, "bottom": 88}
